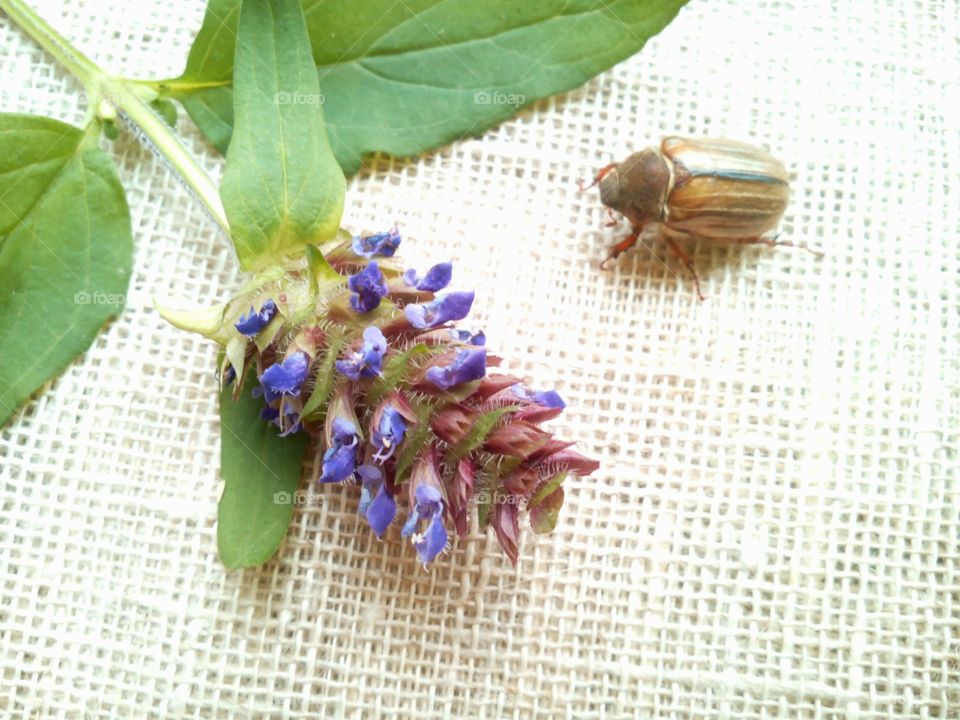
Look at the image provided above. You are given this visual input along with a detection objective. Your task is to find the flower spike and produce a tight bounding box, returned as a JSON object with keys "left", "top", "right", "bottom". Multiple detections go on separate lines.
{"left": 189, "top": 228, "right": 597, "bottom": 567}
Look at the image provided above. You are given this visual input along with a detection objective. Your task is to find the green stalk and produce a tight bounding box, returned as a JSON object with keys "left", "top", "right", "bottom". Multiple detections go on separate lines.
{"left": 0, "top": 0, "right": 230, "bottom": 235}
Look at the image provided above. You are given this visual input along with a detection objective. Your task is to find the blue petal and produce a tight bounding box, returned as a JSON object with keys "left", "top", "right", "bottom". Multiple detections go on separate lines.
{"left": 352, "top": 228, "right": 401, "bottom": 258}
{"left": 319, "top": 444, "right": 357, "bottom": 483}
{"left": 373, "top": 407, "right": 407, "bottom": 463}
{"left": 414, "top": 483, "right": 443, "bottom": 508}
{"left": 413, "top": 514, "right": 448, "bottom": 565}
{"left": 348, "top": 262, "right": 388, "bottom": 314}
{"left": 357, "top": 464, "right": 383, "bottom": 515}
{"left": 450, "top": 328, "right": 486, "bottom": 346}
{"left": 235, "top": 299, "right": 277, "bottom": 336}
{"left": 260, "top": 406, "right": 280, "bottom": 422}
{"left": 400, "top": 508, "right": 420, "bottom": 538}
{"left": 404, "top": 291, "right": 475, "bottom": 329}
{"left": 403, "top": 262, "right": 452, "bottom": 292}
{"left": 332, "top": 417, "right": 357, "bottom": 442}
{"left": 334, "top": 359, "right": 361, "bottom": 381}
{"left": 512, "top": 384, "right": 566, "bottom": 409}
{"left": 277, "top": 410, "right": 303, "bottom": 437}
{"left": 359, "top": 485, "right": 373, "bottom": 515}
{"left": 425, "top": 348, "right": 487, "bottom": 390}
{"left": 336, "top": 326, "right": 387, "bottom": 380}
{"left": 319, "top": 419, "right": 359, "bottom": 483}
{"left": 366, "top": 491, "right": 397, "bottom": 538}
{"left": 260, "top": 352, "right": 309, "bottom": 398}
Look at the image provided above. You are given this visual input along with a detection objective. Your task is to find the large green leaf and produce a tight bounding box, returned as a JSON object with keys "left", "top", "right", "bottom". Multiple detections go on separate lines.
{"left": 218, "top": 370, "right": 309, "bottom": 568}
{"left": 166, "top": 0, "right": 688, "bottom": 174}
{"left": 0, "top": 114, "right": 132, "bottom": 426}
{"left": 219, "top": 0, "right": 346, "bottom": 270}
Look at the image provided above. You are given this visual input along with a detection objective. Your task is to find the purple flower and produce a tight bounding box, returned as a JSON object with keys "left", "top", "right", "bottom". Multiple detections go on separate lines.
{"left": 401, "top": 485, "right": 448, "bottom": 565}
{"left": 425, "top": 348, "right": 487, "bottom": 390}
{"left": 404, "top": 291, "right": 474, "bottom": 329}
{"left": 235, "top": 299, "right": 277, "bottom": 336}
{"left": 336, "top": 326, "right": 387, "bottom": 380}
{"left": 401, "top": 446, "right": 449, "bottom": 565}
{"left": 511, "top": 384, "right": 566, "bottom": 409}
{"left": 372, "top": 406, "right": 407, "bottom": 463}
{"left": 348, "top": 262, "right": 388, "bottom": 314}
{"left": 357, "top": 464, "right": 396, "bottom": 538}
{"left": 259, "top": 352, "right": 310, "bottom": 402}
{"left": 319, "top": 418, "right": 359, "bottom": 483}
{"left": 450, "top": 328, "right": 486, "bottom": 346}
{"left": 262, "top": 401, "right": 302, "bottom": 436}
{"left": 403, "top": 262, "right": 452, "bottom": 292}
{"left": 352, "top": 228, "right": 401, "bottom": 258}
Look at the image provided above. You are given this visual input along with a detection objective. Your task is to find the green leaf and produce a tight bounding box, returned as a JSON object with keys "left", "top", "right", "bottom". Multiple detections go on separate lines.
{"left": 167, "top": 0, "right": 688, "bottom": 174}
{"left": 181, "top": 89, "right": 234, "bottom": 154}
{"left": 0, "top": 114, "right": 132, "bottom": 426}
{"left": 219, "top": 0, "right": 346, "bottom": 270}
{"left": 218, "top": 369, "right": 308, "bottom": 568}
{"left": 149, "top": 98, "right": 179, "bottom": 127}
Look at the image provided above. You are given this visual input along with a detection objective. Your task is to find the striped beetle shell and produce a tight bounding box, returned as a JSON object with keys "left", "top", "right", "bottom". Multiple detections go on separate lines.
{"left": 598, "top": 137, "right": 789, "bottom": 240}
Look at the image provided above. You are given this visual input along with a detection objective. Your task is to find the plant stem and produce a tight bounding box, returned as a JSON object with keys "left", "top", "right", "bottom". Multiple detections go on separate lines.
{"left": 0, "top": 0, "right": 230, "bottom": 235}
{"left": 102, "top": 79, "right": 230, "bottom": 234}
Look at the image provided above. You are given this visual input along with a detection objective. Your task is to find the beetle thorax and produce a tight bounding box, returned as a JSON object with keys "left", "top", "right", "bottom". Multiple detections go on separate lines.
{"left": 600, "top": 148, "right": 672, "bottom": 227}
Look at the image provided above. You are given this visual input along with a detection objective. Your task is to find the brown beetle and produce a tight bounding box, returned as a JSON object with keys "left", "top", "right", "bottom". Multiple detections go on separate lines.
{"left": 584, "top": 136, "right": 820, "bottom": 299}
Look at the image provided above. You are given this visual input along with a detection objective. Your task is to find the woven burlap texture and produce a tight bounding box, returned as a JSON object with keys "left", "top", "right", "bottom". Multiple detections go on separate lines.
{"left": 1, "top": 0, "right": 958, "bottom": 717}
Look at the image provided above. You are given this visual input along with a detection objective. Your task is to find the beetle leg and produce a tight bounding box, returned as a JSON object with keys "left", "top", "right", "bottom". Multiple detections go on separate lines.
{"left": 579, "top": 163, "right": 617, "bottom": 193}
{"left": 600, "top": 226, "right": 642, "bottom": 270}
{"left": 735, "top": 234, "right": 825, "bottom": 258}
{"left": 664, "top": 235, "right": 706, "bottom": 302}
{"left": 604, "top": 208, "right": 621, "bottom": 228}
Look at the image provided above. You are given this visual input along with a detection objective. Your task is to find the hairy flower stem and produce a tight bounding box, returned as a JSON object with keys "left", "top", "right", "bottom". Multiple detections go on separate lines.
{"left": 0, "top": 0, "right": 230, "bottom": 235}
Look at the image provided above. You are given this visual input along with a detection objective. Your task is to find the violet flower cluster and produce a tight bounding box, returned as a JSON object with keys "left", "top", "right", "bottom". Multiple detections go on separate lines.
{"left": 221, "top": 228, "right": 598, "bottom": 566}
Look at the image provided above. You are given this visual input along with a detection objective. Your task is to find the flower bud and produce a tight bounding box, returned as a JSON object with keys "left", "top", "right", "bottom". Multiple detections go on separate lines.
{"left": 484, "top": 420, "right": 549, "bottom": 459}
{"left": 448, "top": 459, "right": 474, "bottom": 538}
{"left": 491, "top": 500, "right": 519, "bottom": 566}
{"left": 429, "top": 404, "right": 476, "bottom": 445}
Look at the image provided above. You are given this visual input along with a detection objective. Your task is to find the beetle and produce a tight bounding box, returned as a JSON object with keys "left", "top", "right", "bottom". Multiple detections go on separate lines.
{"left": 583, "top": 136, "right": 820, "bottom": 299}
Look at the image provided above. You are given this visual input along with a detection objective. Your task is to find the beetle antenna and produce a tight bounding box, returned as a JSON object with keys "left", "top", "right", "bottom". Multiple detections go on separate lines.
{"left": 578, "top": 163, "right": 617, "bottom": 194}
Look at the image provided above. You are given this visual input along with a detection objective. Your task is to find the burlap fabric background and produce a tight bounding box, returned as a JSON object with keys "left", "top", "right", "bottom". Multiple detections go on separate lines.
{"left": 1, "top": 0, "right": 958, "bottom": 717}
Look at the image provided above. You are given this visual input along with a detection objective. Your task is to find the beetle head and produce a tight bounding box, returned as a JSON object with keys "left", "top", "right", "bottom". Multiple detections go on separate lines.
{"left": 598, "top": 168, "right": 622, "bottom": 212}
{"left": 612, "top": 148, "right": 671, "bottom": 226}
